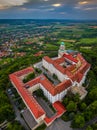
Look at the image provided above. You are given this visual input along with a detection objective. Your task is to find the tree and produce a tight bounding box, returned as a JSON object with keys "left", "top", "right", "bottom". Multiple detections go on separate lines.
{"left": 80, "top": 102, "right": 87, "bottom": 111}
{"left": 69, "top": 112, "right": 75, "bottom": 120}
{"left": 23, "top": 72, "right": 35, "bottom": 83}
{"left": 92, "top": 123, "right": 97, "bottom": 130}
{"left": 87, "top": 88, "right": 97, "bottom": 103}
{"left": 84, "top": 101, "right": 97, "bottom": 121}
{"left": 67, "top": 101, "right": 77, "bottom": 112}
{"left": 62, "top": 97, "right": 69, "bottom": 106}
{"left": 73, "top": 93, "right": 80, "bottom": 103}
{"left": 86, "top": 126, "right": 93, "bottom": 130}
{"left": 35, "top": 89, "right": 44, "bottom": 97}
{"left": 89, "top": 101, "right": 97, "bottom": 116}
{"left": 0, "top": 104, "right": 14, "bottom": 123}
{"left": 84, "top": 110, "right": 92, "bottom": 121}
{"left": 72, "top": 114, "right": 85, "bottom": 128}
{"left": 6, "top": 121, "right": 25, "bottom": 130}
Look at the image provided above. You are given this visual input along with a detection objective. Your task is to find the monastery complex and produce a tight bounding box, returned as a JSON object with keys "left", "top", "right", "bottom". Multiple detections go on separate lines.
{"left": 9, "top": 42, "right": 91, "bottom": 128}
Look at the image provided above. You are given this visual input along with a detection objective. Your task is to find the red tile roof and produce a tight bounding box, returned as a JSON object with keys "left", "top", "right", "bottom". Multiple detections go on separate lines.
{"left": 70, "top": 72, "right": 83, "bottom": 83}
{"left": 39, "top": 75, "right": 72, "bottom": 96}
{"left": 25, "top": 76, "right": 40, "bottom": 87}
{"left": 14, "top": 67, "right": 34, "bottom": 77}
{"left": 63, "top": 53, "right": 78, "bottom": 63}
{"left": 39, "top": 75, "right": 56, "bottom": 95}
{"left": 43, "top": 53, "right": 90, "bottom": 84}
{"left": 9, "top": 67, "right": 68, "bottom": 124}
{"left": 53, "top": 62, "right": 66, "bottom": 74}
{"left": 54, "top": 57, "right": 65, "bottom": 64}
{"left": 53, "top": 101, "right": 66, "bottom": 115}
{"left": 44, "top": 101, "right": 66, "bottom": 125}
{"left": 43, "top": 56, "right": 54, "bottom": 64}
{"left": 67, "top": 64, "right": 76, "bottom": 72}
{"left": 43, "top": 56, "right": 77, "bottom": 77}
{"left": 55, "top": 80, "right": 72, "bottom": 95}
{"left": 34, "top": 51, "right": 43, "bottom": 57}
{"left": 9, "top": 68, "right": 45, "bottom": 119}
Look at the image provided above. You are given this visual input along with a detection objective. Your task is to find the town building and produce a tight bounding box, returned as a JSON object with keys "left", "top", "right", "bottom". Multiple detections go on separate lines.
{"left": 9, "top": 42, "right": 90, "bottom": 129}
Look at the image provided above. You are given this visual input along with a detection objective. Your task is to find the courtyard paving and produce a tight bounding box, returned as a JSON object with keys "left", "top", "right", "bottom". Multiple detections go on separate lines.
{"left": 46, "top": 118, "right": 73, "bottom": 130}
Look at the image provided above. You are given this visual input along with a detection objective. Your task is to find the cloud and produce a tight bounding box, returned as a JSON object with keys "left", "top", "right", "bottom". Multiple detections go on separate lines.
{"left": 78, "top": 0, "right": 97, "bottom": 5}
{"left": 0, "top": 0, "right": 97, "bottom": 19}
{"left": 20, "top": 7, "right": 28, "bottom": 11}
{"left": 74, "top": 0, "right": 97, "bottom": 11}
{"left": 74, "top": 6, "right": 81, "bottom": 9}
{"left": 0, "top": 0, "right": 29, "bottom": 10}
{"left": 52, "top": 3, "right": 62, "bottom": 7}
{"left": 20, "top": 6, "right": 55, "bottom": 12}
{"left": 43, "top": 0, "right": 49, "bottom": 1}
{"left": 78, "top": 1, "right": 89, "bottom": 5}
{"left": 60, "top": 12, "right": 66, "bottom": 15}
{"left": 83, "top": 7, "right": 97, "bottom": 10}
{"left": 46, "top": 8, "right": 55, "bottom": 11}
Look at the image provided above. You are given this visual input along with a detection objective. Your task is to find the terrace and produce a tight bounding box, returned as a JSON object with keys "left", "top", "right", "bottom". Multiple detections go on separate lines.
{"left": 71, "top": 86, "right": 87, "bottom": 100}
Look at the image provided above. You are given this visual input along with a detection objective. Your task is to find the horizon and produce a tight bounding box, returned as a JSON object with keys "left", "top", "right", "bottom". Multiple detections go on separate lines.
{"left": 0, "top": 19, "right": 97, "bottom": 21}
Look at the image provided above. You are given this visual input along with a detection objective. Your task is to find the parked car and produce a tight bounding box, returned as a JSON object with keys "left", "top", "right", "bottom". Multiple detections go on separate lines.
{"left": 7, "top": 88, "right": 13, "bottom": 95}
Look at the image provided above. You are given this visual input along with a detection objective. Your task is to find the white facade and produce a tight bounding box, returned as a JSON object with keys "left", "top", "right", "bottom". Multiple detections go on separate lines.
{"left": 42, "top": 59, "right": 68, "bottom": 82}
{"left": 40, "top": 83, "right": 69, "bottom": 103}
{"left": 28, "top": 82, "right": 70, "bottom": 103}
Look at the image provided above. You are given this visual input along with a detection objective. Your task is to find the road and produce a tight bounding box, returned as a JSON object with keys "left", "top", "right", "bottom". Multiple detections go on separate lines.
{"left": 46, "top": 118, "right": 73, "bottom": 130}
{"left": 7, "top": 90, "right": 30, "bottom": 130}
{"left": 82, "top": 116, "right": 97, "bottom": 130}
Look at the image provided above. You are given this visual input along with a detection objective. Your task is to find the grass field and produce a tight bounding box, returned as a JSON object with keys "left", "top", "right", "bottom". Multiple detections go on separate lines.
{"left": 78, "top": 38, "right": 97, "bottom": 45}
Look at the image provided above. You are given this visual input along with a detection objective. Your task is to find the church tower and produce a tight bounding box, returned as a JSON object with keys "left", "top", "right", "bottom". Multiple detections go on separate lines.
{"left": 58, "top": 42, "right": 65, "bottom": 58}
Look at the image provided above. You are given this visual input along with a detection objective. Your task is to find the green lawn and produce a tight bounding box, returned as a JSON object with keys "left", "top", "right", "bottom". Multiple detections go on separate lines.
{"left": 44, "top": 44, "right": 58, "bottom": 50}
{"left": 78, "top": 38, "right": 97, "bottom": 45}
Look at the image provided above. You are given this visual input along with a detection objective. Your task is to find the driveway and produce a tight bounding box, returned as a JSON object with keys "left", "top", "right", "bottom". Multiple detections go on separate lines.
{"left": 46, "top": 118, "right": 73, "bottom": 130}
{"left": 21, "top": 108, "right": 37, "bottom": 129}
{"left": 6, "top": 89, "right": 30, "bottom": 130}
{"left": 34, "top": 96, "right": 54, "bottom": 118}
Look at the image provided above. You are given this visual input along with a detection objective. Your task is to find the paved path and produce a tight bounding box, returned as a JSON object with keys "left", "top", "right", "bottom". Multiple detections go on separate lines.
{"left": 81, "top": 116, "right": 97, "bottom": 130}
{"left": 46, "top": 118, "right": 73, "bottom": 130}
{"left": 45, "top": 114, "right": 97, "bottom": 130}
{"left": 7, "top": 90, "right": 30, "bottom": 130}
{"left": 34, "top": 96, "right": 54, "bottom": 117}
{"left": 21, "top": 108, "right": 37, "bottom": 129}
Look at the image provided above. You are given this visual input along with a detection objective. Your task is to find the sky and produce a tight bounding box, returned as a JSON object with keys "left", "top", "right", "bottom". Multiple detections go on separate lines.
{"left": 0, "top": 0, "right": 97, "bottom": 19}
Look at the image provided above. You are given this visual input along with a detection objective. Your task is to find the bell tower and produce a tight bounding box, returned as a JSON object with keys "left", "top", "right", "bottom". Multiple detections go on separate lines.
{"left": 58, "top": 42, "right": 65, "bottom": 58}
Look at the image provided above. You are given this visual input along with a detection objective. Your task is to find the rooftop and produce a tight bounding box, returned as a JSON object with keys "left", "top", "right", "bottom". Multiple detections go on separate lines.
{"left": 9, "top": 67, "right": 67, "bottom": 125}
{"left": 43, "top": 53, "right": 90, "bottom": 84}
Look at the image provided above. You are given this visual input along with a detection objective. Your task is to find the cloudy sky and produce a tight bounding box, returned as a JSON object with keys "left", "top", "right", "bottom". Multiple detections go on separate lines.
{"left": 0, "top": 0, "right": 97, "bottom": 19}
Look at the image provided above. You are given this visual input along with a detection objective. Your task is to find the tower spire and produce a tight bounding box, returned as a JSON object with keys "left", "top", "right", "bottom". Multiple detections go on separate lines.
{"left": 58, "top": 42, "right": 65, "bottom": 58}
